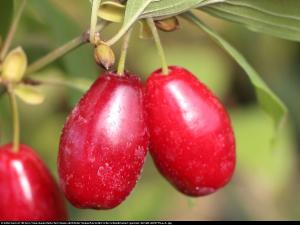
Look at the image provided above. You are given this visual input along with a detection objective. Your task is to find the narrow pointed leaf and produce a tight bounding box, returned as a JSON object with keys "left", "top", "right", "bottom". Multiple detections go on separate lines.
{"left": 183, "top": 12, "right": 287, "bottom": 130}
{"left": 142, "top": 0, "right": 206, "bottom": 19}
{"left": 109, "top": 0, "right": 153, "bottom": 44}
{"left": 200, "top": 0, "right": 300, "bottom": 42}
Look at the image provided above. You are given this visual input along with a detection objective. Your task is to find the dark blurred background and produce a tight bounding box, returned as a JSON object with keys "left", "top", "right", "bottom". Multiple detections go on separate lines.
{"left": 0, "top": 0, "right": 300, "bottom": 221}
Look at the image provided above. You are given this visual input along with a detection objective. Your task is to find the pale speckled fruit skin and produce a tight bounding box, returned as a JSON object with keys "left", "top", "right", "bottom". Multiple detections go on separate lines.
{"left": 0, "top": 144, "right": 68, "bottom": 221}
{"left": 145, "top": 66, "right": 236, "bottom": 197}
{"left": 58, "top": 72, "right": 149, "bottom": 209}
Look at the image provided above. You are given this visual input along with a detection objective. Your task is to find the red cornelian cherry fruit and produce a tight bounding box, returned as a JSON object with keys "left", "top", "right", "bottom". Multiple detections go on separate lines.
{"left": 145, "top": 66, "right": 236, "bottom": 196}
{"left": 0, "top": 144, "right": 68, "bottom": 221}
{"left": 58, "top": 72, "right": 149, "bottom": 209}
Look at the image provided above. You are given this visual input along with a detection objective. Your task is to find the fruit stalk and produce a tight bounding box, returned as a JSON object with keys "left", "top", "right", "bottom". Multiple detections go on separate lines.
{"left": 146, "top": 18, "right": 169, "bottom": 75}
{"left": 0, "top": 0, "right": 27, "bottom": 61}
{"left": 117, "top": 29, "right": 133, "bottom": 76}
{"left": 89, "top": 0, "right": 102, "bottom": 44}
{"left": 25, "top": 22, "right": 107, "bottom": 76}
{"left": 7, "top": 86, "right": 20, "bottom": 152}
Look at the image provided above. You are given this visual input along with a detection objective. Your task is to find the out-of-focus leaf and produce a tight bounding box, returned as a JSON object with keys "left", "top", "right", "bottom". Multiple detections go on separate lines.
{"left": 94, "top": 0, "right": 208, "bottom": 22}
{"left": 0, "top": 85, "right": 6, "bottom": 97}
{"left": 108, "top": 0, "right": 153, "bottom": 44}
{"left": 123, "top": 0, "right": 153, "bottom": 29}
{"left": 200, "top": 0, "right": 300, "bottom": 42}
{"left": 183, "top": 12, "right": 287, "bottom": 131}
{"left": 29, "top": 0, "right": 97, "bottom": 77}
{"left": 232, "top": 106, "right": 296, "bottom": 191}
{"left": 141, "top": 0, "right": 206, "bottom": 19}
{"left": 29, "top": 0, "right": 98, "bottom": 104}
{"left": 96, "top": 0, "right": 207, "bottom": 24}
{"left": 0, "top": 0, "right": 13, "bottom": 39}
{"left": 14, "top": 84, "right": 45, "bottom": 105}
{"left": 28, "top": 114, "right": 66, "bottom": 173}
{"left": 90, "top": 0, "right": 212, "bottom": 46}
{"left": 98, "top": 1, "right": 125, "bottom": 23}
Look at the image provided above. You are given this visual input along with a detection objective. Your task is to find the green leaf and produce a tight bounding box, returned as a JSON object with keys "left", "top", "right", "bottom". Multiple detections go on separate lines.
{"left": 102, "top": 0, "right": 208, "bottom": 43}
{"left": 14, "top": 84, "right": 45, "bottom": 105}
{"left": 141, "top": 0, "right": 206, "bottom": 19}
{"left": 97, "top": 0, "right": 207, "bottom": 23}
{"left": 107, "top": 0, "right": 153, "bottom": 45}
{"left": 123, "top": 0, "right": 153, "bottom": 26}
{"left": 200, "top": 0, "right": 300, "bottom": 42}
{"left": 0, "top": 0, "right": 13, "bottom": 39}
{"left": 183, "top": 12, "right": 287, "bottom": 130}
{"left": 98, "top": 1, "right": 125, "bottom": 23}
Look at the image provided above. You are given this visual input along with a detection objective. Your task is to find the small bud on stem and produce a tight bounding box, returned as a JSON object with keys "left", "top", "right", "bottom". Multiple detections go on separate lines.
{"left": 155, "top": 17, "right": 180, "bottom": 32}
{"left": 1, "top": 47, "right": 27, "bottom": 83}
{"left": 94, "top": 43, "right": 115, "bottom": 70}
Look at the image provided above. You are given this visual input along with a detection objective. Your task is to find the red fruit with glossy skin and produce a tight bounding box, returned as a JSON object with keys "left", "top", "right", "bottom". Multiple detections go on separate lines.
{"left": 0, "top": 144, "right": 68, "bottom": 221}
{"left": 58, "top": 72, "right": 148, "bottom": 209}
{"left": 145, "top": 66, "right": 236, "bottom": 196}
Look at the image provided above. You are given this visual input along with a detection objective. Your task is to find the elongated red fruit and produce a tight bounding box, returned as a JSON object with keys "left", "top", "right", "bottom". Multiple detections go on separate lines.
{"left": 0, "top": 144, "right": 68, "bottom": 221}
{"left": 145, "top": 66, "right": 235, "bottom": 196}
{"left": 58, "top": 72, "right": 148, "bottom": 209}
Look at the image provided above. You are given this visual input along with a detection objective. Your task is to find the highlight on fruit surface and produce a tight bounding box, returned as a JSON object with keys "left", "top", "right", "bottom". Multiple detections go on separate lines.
{"left": 58, "top": 72, "right": 149, "bottom": 209}
{"left": 0, "top": 144, "right": 68, "bottom": 221}
{"left": 145, "top": 66, "right": 236, "bottom": 197}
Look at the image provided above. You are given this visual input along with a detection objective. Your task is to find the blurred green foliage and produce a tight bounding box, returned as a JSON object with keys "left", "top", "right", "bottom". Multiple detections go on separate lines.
{"left": 0, "top": 0, "right": 13, "bottom": 39}
{"left": 0, "top": 0, "right": 300, "bottom": 221}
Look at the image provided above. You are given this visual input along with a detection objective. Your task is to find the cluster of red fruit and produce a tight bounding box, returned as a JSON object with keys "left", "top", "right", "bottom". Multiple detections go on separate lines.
{"left": 0, "top": 66, "right": 236, "bottom": 221}
{"left": 59, "top": 66, "right": 236, "bottom": 209}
